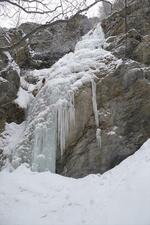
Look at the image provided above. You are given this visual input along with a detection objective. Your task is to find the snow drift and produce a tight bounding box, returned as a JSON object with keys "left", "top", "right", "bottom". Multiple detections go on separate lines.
{"left": 0, "top": 139, "right": 150, "bottom": 225}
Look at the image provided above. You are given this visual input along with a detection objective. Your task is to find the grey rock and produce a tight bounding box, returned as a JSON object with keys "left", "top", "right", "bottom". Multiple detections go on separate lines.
{"left": 58, "top": 59, "right": 150, "bottom": 177}
{"left": 123, "top": 68, "right": 144, "bottom": 89}
{"left": 18, "top": 15, "right": 94, "bottom": 69}
{"left": 105, "top": 29, "right": 141, "bottom": 59}
{"left": 0, "top": 15, "right": 94, "bottom": 70}
{"left": 102, "top": 0, "right": 150, "bottom": 37}
{"left": 0, "top": 51, "right": 21, "bottom": 132}
{"left": 134, "top": 35, "right": 150, "bottom": 65}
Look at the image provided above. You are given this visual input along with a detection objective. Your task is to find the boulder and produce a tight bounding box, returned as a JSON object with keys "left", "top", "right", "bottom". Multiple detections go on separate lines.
{"left": 18, "top": 15, "right": 94, "bottom": 69}
{"left": 134, "top": 35, "right": 150, "bottom": 65}
{"left": 105, "top": 29, "right": 142, "bottom": 59}
{"left": 0, "top": 51, "right": 20, "bottom": 132}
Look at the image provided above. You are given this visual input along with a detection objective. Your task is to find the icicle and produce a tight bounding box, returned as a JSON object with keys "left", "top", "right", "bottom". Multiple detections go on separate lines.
{"left": 91, "top": 79, "right": 99, "bottom": 127}
{"left": 31, "top": 109, "right": 57, "bottom": 172}
{"left": 91, "top": 79, "right": 102, "bottom": 150}
{"left": 96, "top": 128, "right": 102, "bottom": 150}
{"left": 68, "top": 90, "right": 75, "bottom": 129}
{"left": 57, "top": 91, "right": 75, "bottom": 157}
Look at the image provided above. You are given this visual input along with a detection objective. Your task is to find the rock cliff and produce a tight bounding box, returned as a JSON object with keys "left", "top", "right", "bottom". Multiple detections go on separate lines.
{"left": 58, "top": 0, "right": 150, "bottom": 177}
{"left": 0, "top": 0, "right": 150, "bottom": 178}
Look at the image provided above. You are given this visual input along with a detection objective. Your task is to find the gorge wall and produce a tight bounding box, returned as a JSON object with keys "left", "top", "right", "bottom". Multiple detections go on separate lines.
{"left": 0, "top": 0, "right": 150, "bottom": 178}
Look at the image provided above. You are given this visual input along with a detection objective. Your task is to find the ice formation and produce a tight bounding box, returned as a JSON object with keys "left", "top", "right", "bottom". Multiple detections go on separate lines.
{"left": 31, "top": 87, "right": 76, "bottom": 172}
{"left": 91, "top": 79, "right": 102, "bottom": 150}
{"left": 12, "top": 23, "right": 116, "bottom": 172}
{"left": 96, "top": 128, "right": 102, "bottom": 150}
{"left": 91, "top": 79, "right": 99, "bottom": 127}
{"left": 32, "top": 124, "right": 57, "bottom": 172}
{"left": 57, "top": 91, "right": 75, "bottom": 157}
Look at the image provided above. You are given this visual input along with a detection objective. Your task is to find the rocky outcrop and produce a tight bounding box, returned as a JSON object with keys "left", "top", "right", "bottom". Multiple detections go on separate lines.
{"left": 0, "top": 52, "right": 21, "bottom": 131}
{"left": 105, "top": 29, "right": 141, "bottom": 58}
{"left": 134, "top": 35, "right": 150, "bottom": 65}
{"left": 57, "top": 0, "right": 150, "bottom": 177}
{"left": 0, "top": 15, "right": 94, "bottom": 70}
{"left": 18, "top": 15, "right": 94, "bottom": 69}
{"left": 101, "top": 0, "right": 150, "bottom": 65}
{"left": 103, "top": 0, "right": 150, "bottom": 37}
{"left": 57, "top": 59, "right": 150, "bottom": 177}
{"left": 0, "top": 51, "right": 24, "bottom": 169}
{"left": 0, "top": 0, "right": 150, "bottom": 178}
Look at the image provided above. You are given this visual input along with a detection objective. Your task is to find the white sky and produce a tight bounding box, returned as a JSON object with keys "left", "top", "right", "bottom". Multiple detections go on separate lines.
{"left": 0, "top": 0, "right": 114, "bottom": 28}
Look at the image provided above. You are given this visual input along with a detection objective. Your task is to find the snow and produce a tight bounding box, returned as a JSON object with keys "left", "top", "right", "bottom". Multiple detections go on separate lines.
{"left": 0, "top": 139, "right": 150, "bottom": 225}
{"left": 107, "top": 126, "right": 118, "bottom": 135}
{"left": 14, "top": 87, "right": 33, "bottom": 109}
{"left": 0, "top": 122, "right": 25, "bottom": 165}
{"left": 3, "top": 51, "right": 20, "bottom": 75}
{"left": 107, "top": 130, "right": 116, "bottom": 135}
{"left": 0, "top": 77, "right": 8, "bottom": 83}
{"left": 96, "top": 128, "right": 102, "bottom": 149}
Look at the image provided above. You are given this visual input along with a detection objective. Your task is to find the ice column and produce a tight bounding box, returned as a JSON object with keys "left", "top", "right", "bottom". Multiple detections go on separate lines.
{"left": 91, "top": 79, "right": 99, "bottom": 127}
{"left": 91, "top": 79, "right": 102, "bottom": 150}
{"left": 31, "top": 91, "right": 75, "bottom": 173}
{"left": 32, "top": 124, "right": 57, "bottom": 172}
{"left": 96, "top": 128, "right": 102, "bottom": 149}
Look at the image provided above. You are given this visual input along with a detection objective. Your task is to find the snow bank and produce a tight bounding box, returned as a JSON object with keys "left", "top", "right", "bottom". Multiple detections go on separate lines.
{"left": 0, "top": 139, "right": 150, "bottom": 225}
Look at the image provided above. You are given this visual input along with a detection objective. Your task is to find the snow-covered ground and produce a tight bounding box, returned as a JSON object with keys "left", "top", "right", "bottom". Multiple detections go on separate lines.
{"left": 0, "top": 139, "right": 150, "bottom": 225}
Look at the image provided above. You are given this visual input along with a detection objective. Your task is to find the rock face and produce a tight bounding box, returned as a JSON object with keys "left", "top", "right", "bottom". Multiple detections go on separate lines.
{"left": 57, "top": 59, "right": 150, "bottom": 177}
{"left": 0, "top": 51, "right": 24, "bottom": 169}
{"left": 102, "top": 0, "right": 150, "bottom": 65}
{"left": 0, "top": 52, "right": 21, "bottom": 131}
{"left": 0, "top": 1, "right": 150, "bottom": 177}
{"left": 134, "top": 35, "right": 150, "bottom": 65}
{"left": 18, "top": 15, "right": 94, "bottom": 69}
{"left": 103, "top": 0, "right": 150, "bottom": 36}
{"left": 56, "top": 0, "right": 150, "bottom": 177}
{"left": 0, "top": 15, "right": 94, "bottom": 70}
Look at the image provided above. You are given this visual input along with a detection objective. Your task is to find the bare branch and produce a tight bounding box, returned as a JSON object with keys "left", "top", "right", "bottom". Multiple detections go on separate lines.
{"left": 0, "top": 0, "right": 62, "bottom": 14}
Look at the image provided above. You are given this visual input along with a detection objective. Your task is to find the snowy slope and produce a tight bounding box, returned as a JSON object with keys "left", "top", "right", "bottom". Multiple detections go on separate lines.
{"left": 0, "top": 139, "right": 150, "bottom": 225}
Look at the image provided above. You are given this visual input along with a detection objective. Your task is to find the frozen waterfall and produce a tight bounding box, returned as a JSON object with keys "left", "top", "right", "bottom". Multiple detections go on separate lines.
{"left": 31, "top": 90, "right": 75, "bottom": 172}
{"left": 12, "top": 23, "right": 111, "bottom": 172}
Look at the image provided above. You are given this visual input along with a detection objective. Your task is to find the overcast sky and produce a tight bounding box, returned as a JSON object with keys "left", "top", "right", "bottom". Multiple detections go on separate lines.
{"left": 0, "top": 0, "right": 114, "bottom": 28}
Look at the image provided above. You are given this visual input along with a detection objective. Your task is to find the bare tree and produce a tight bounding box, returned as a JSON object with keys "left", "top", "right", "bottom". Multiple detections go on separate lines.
{"left": 113, "top": 0, "right": 125, "bottom": 11}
